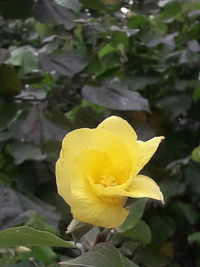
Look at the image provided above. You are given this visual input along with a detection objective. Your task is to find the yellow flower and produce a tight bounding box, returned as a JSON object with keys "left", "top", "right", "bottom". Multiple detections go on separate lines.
{"left": 56, "top": 116, "right": 164, "bottom": 228}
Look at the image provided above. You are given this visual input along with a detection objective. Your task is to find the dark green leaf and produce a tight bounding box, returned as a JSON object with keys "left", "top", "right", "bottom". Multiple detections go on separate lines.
{"left": 61, "top": 242, "right": 138, "bottom": 267}
{"left": 193, "top": 85, "right": 200, "bottom": 102}
{"left": 80, "top": 0, "right": 107, "bottom": 11}
{"left": 120, "top": 199, "right": 147, "bottom": 232}
{"left": 139, "top": 247, "right": 171, "bottom": 267}
{"left": 188, "top": 232, "right": 200, "bottom": 245}
{"left": 9, "top": 142, "right": 46, "bottom": 164}
{"left": 150, "top": 216, "right": 175, "bottom": 246}
{"left": 0, "top": 226, "right": 74, "bottom": 248}
{"left": 82, "top": 82, "right": 150, "bottom": 111}
{"left": 119, "top": 221, "right": 151, "bottom": 245}
{"left": 0, "top": 0, "right": 34, "bottom": 19}
{"left": 160, "top": 179, "right": 185, "bottom": 201}
{"left": 157, "top": 94, "right": 191, "bottom": 119}
{"left": 40, "top": 52, "right": 88, "bottom": 77}
{"left": 30, "top": 246, "right": 57, "bottom": 264}
{"left": 0, "top": 64, "right": 21, "bottom": 96}
{"left": 9, "top": 104, "right": 67, "bottom": 145}
{"left": 0, "top": 185, "right": 60, "bottom": 230}
{"left": 33, "top": 0, "right": 76, "bottom": 29}
{"left": 0, "top": 100, "right": 17, "bottom": 128}
{"left": 3, "top": 260, "right": 44, "bottom": 267}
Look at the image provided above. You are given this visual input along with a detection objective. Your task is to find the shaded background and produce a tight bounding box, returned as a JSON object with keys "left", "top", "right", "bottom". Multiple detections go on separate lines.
{"left": 0, "top": 0, "right": 200, "bottom": 266}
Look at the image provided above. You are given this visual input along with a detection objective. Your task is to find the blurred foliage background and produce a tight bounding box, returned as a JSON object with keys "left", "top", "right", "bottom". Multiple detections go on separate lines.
{"left": 0, "top": 0, "right": 200, "bottom": 266}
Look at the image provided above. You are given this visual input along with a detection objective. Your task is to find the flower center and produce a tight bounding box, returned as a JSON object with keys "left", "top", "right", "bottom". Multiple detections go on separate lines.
{"left": 98, "top": 174, "right": 119, "bottom": 187}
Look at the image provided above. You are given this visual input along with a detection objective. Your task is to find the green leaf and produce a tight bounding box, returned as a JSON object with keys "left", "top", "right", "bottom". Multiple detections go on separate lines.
{"left": 0, "top": 64, "right": 21, "bottom": 96}
{"left": 9, "top": 104, "right": 66, "bottom": 146}
{"left": 172, "top": 202, "right": 199, "bottom": 231}
{"left": 61, "top": 242, "right": 139, "bottom": 267}
{"left": 9, "top": 142, "right": 46, "bottom": 164}
{"left": 193, "top": 85, "right": 200, "bottom": 102}
{"left": 98, "top": 43, "right": 116, "bottom": 58}
{"left": 82, "top": 82, "right": 150, "bottom": 111}
{"left": 55, "top": 0, "right": 81, "bottom": 13}
{"left": 188, "top": 232, "right": 200, "bottom": 244}
{"left": 33, "top": 0, "right": 76, "bottom": 30}
{"left": 0, "top": 100, "right": 17, "bottom": 128}
{"left": 30, "top": 246, "right": 57, "bottom": 264}
{"left": 0, "top": 0, "right": 34, "bottom": 19}
{"left": 150, "top": 216, "right": 175, "bottom": 246}
{"left": 160, "top": 179, "right": 185, "bottom": 201}
{"left": 3, "top": 260, "right": 44, "bottom": 267}
{"left": 120, "top": 199, "right": 147, "bottom": 232}
{"left": 80, "top": 0, "right": 107, "bottom": 11}
{"left": 0, "top": 226, "right": 74, "bottom": 248}
{"left": 191, "top": 146, "right": 200, "bottom": 163}
{"left": 138, "top": 246, "right": 171, "bottom": 267}
{"left": 120, "top": 221, "right": 151, "bottom": 245}
{"left": 159, "top": 2, "right": 181, "bottom": 22}
{"left": 40, "top": 51, "right": 88, "bottom": 77}
{"left": 7, "top": 48, "right": 38, "bottom": 76}
{"left": 157, "top": 94, "right": 191, "bottom": 119}
{"left": 0, "top": 186, "right": 60, "bottom": 230}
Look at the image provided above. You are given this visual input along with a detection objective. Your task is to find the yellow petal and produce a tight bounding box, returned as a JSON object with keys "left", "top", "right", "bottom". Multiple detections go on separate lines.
{"left": 97, "top": 116, "right": 138, "bottom": 159}
{"left": 136, "top": 136, "right": 164, "bottom": 173}
{"left": 61, "top": 127, "right": 132, "bottom": 183}
{"left": 98, "top": 116, "right": 137, "bottom": 141}
{"left": 70, "top": 178, "right": 129, "bottom": 228}
{"left": 56, "top": 127, "right": 132, "bottom": 227}
{"left": 56, "top": 151, "right": 77, "bottom": 206}
{"left": 125, "top": 175, "right": 164, "bottom": 203}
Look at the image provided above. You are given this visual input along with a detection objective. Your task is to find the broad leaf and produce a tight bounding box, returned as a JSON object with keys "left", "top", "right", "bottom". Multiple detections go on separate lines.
{"left": 0, "top": 226, "right": 74, "bottom": 248}
{"left": 9, "top": 104, "right": 67, "bottom": 145}
{"left": 3, "top": 260, "right": 43, "bottom": 267}
{"left": 157, "top": 94, "right": 191, "bottom": 119}
{"left": 82, "top": 83, "right": 150, "bottom": 111}
{"left": 0, "top": 100, "right": 17, "bottom": 128}
{"left": 120, "top": 199, "right": 147, "bottom": 232}
{"left": 188, "top": 232, "right": 200, "bottom": 244}
{"left": 9, "top": 142, "right": 46, "bottom": 164}
{"left": 55, "top": 0, "right": 81, "bottom": 13}
{"left": 40, "top": 52, "right": 88, "bottom": 77}
{"left": 118, "top": 221, "right": 151, "bottom": 245}
{"left": 7, "top": 48, "right": 38, "bottom": 76}
{"left": 0, "top": 185, "right": 60, "bottom": 230}
{"left": 149, "top": 216, "right": 175, "bottom": 246}
{"left": 61, "top": 242, "right": 138, "bottom": 267}
{"left": 0, "top": 64, "right": 21, "bottom": 96}
{"left": 80, "top": 0, "right": 108, "bottom": 11}
{"left": 0, "top": 0, "right": 34, "bottom": 19}
{"left": 33, "top": 0, "right": 76, "bottom": 29}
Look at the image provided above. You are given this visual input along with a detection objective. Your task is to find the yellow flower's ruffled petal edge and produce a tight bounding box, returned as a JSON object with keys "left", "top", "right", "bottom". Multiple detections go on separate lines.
{"left": 136, "top": 136, "right": 165, "bottom": 173}
{"left": 125, "top": 175, "right": 164, "bottom": 203}
{"left": 70, "top": 178, "right": 129, "bottom": 228}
